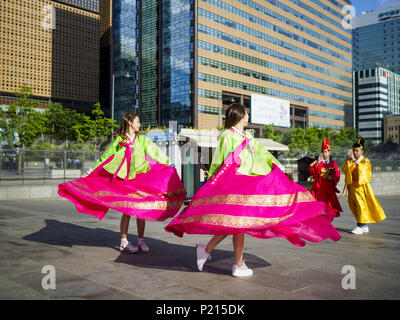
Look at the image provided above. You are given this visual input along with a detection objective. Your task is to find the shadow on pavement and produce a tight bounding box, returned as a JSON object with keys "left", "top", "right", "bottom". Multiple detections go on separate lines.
{"left": 22, "top": 219, "right": 271, "bottom": 275}
{"left": 336, "top": 227, "right": 354, "bottom": 234}
{"left": 22, "top": 219, "right": 117, "bottom": 249}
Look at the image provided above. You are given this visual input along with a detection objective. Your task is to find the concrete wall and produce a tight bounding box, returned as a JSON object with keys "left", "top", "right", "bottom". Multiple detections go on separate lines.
{"left": 336, "top": 172, "right": 400, "bottom": 196}
{"left": 0, "top": 185, "right": 59, "bottom": 201}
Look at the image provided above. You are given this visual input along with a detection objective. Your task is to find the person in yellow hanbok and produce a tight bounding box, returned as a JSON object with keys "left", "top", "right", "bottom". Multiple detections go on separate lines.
{"left": 342, "top": 137, "right": 386, "bottom": 235}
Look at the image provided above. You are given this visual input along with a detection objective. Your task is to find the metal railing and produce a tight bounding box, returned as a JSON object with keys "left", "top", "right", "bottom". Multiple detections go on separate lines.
{"left": 1, "top": 150, "right": 399, "bottom": 187}
{"left": 0, "top": 149, "right": 100, "bottom": 186}
{"left": 335, "top": 158, "right": 400, "bottom": 173}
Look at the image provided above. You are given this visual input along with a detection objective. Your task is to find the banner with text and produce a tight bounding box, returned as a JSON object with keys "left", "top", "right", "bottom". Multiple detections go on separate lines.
{"left": 250, "top": 94, "right": 290, "bottom": 128}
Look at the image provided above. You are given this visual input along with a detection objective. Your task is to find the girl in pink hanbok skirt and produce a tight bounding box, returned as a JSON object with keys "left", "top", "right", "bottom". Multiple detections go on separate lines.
{"left": 165, "top": 103, "right": 341, "bottom": 277}
{"left": 59, "top": 112, "right": 186, "bottom": 253}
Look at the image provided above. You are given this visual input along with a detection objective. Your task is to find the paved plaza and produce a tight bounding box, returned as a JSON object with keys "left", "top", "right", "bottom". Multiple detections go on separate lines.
{"left": 0, "top": 195, "right": 399, "bottom": 300}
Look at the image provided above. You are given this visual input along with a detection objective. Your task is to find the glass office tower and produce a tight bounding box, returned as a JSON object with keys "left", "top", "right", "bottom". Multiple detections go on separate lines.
{"left": 112, "top": 0, "right": 137, "bottom": 122}
{"left": 353, "top": 4, "right": 400, "bottom": 75}
{"left": 352, "top": 4, "right": 400, "bottom": 144}
{"left": 102, "top": 0, "right": 353, "bottom": 130}
{"left": 160, "top": 0, "right": 193, "bottom": 127}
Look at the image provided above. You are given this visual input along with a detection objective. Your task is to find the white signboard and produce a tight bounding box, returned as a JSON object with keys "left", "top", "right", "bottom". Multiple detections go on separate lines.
{"left": 250, "top": 94, "right": 290, "bottom": 128}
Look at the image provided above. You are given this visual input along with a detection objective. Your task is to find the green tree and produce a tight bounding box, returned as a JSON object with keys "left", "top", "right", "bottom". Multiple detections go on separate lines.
{"left": 285, "top": 127, "right": 309, "bottom": 157}
{"left": 330, "top": 127, "right": 358, "bottom": 157}
{"left": 262, "top": 124, "right": 284, "bottom": 143}
{"left": 0, "top": 108, "right": 13, "bottom": 146}
{"left": 0, "top": 85, "right": 48, "bottom": 172}
{"left": 87, "top": 102, "right": 117, "bottom": 151}
{"left": 44, "top": 102, "right": 92, "bottom": 147}
{"left": 261, "top": 124, "right": 361, "bottom": 159}
{"left": 43, "top": 102, "right": 116, "bottom": 150}
{"left": 0, "top": 85, "right": 46, "bottom": 148}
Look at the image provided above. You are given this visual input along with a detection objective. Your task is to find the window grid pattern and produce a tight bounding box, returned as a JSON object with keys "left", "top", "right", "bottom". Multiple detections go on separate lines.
{"left": 56, "top": 0, "right": 98, "bottom": 12}
{"left": 198, "top": 41, "right": 351, "bottom": 92}
{"left": 113, "top": 0, "right": 137, "bottom": 122}
{"left": 236, "top": 0, "right": 351, "bottom": 44}
{"left": 198, "top": 104, "right": 222, "bottom": 115}
{"left": 198, "top": 8, "right": 351, "bottom": 71}
{"left": 161, "top": 0, "right": 193, "bottom": 127}
{"left": 198, "top": 72, "right": 346, "bottom": 114}
{"left": 198, "top": 56, "right": 352, "bottom": 102}
{"left": 140, "top": 0, "right": 158, "bottom": 127}
{"left": 202, "top": 0, "right": 351, "bottom": 55}
{"left": 198, "top": 25, "right": 351, "bottom": 83}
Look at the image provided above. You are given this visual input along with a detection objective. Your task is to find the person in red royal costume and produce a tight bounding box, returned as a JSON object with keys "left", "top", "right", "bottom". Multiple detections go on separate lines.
{"left": 308, "top": 139, "right": 342, "bottom": 216}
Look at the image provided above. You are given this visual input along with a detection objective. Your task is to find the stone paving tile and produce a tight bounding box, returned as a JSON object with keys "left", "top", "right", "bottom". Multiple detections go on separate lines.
{"left": 146, "top": 283, "right": 237, "bottom": 300}
{"left": 0, "top": 256, "right": 43, "bottom": 276}
{"left": 1, "top": 197, "right": 399, "bottom": 300}
{"left": 83, "top": 269, "right": 182, "bottom": 299}
{"left": 5, "top": 268, "right": 139, "bottom": 300}
{"left": 167, "top": 270, "right": 307, "bottom": 300}
{"left": 0, "top": 276, "right": 50, "bottom": 300}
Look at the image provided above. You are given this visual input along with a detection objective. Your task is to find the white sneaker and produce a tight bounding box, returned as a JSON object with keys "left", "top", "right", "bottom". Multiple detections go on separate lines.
{"left": 138, "top": 239, "right": 150, "bottom": 252}
{"left": 361, "top": 226, "right": 369, "bottom": 233}
{"left": 196, "top": 244, "right": 211, "bottom": 271}
{"left": 120, "top": 241, "right": 139, "bottom": 253}
{"left": 232, "top": 261, "right": 253, "bottom": 277}
{"left": 351, "top": 227, "right": 364, "bottom": 235}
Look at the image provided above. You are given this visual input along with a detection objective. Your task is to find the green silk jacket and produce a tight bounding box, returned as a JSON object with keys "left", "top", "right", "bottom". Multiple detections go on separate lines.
{"left": 91, "top": 134, "right": 170, "bottom": 180}
{"left": 207, "top": 129, "right": 284, "bottom": 179}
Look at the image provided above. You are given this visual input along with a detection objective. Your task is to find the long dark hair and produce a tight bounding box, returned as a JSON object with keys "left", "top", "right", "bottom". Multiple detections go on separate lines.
{"left": 114, "top": 112, "right": 139, "bottom": 139}
{"left": 224, "top": 103, "right": 246, "bottom": 129}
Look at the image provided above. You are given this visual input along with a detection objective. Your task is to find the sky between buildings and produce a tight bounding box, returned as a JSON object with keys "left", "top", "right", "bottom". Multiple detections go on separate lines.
{"left": 351, "top": 0, "right": 400, "bottom": 15}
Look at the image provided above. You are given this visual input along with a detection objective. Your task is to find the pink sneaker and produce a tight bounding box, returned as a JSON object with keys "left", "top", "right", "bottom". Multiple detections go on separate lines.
{"left": 120, "top": 241, "right": 139, "bottom": 254}
{"left": 138, "top": 238, "right": 150, "bottom": 252}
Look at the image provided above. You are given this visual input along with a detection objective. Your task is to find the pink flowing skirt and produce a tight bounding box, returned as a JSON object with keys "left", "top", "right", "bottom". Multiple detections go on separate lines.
{"left": 165, "top": 160, "right": 341, "bottom": 247}
{"left": 58, "top": 156, "right": 186, "bottom": 221}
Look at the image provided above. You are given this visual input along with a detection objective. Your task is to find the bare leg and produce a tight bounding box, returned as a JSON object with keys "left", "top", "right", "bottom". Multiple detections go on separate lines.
{"left": 233, "top": 233, "right": 244, "bottom": 267}
{"left": 205, "top": 235, "right": 227, "bottom": 254}
{"left": 120, "top": 214, "right": 131, "bottom": 239}
{"left": 137, "top": 218, "right": 145, "bottom": 238}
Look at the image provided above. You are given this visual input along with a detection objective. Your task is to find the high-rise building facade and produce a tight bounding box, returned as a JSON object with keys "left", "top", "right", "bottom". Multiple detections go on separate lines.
{"left": 352, "top": 4, "right": 400, "bottom": 75}
{"left": 55, "top": 0, "right": 98, "bottom": 12}
{"left": 102, "top": 0, "right": 353, "bottom": 133}
{"left": 352, "top": 4, "right": 400, "bottom": 144}
{"left": 354, "top": 67, "right": 400, "bottom": 144}
{"left": 384, "top": 114, "right": 400, "bottom": 144}
{"left": 0, "top": 0, "right": 99, "bottom": 113}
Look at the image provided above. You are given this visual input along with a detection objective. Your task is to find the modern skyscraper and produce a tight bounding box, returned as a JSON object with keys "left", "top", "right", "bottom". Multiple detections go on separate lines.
{"left": 384, "top": 114, "right": 400, "bottom": 144}
{"left": 352, "top": 4, "right": 400, "bottom": 75}
{"left": 0, "top": 0, "right": 99, "bottom": 113}
{"left": 54, "top": 0, "right": 98, "bottom": 12}
{"left": 102, "top": 0, "right": 353, "bottom": 133}
{"left": 352, "top": 4, "right": 400, "bottom": 144}
{"left": 354, "top": 67, "right": 400, "bottom": 144}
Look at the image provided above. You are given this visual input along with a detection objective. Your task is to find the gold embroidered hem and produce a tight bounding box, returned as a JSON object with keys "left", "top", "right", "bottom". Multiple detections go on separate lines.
{"left": 189, "top": 191, "right": 315, "bottom": 208}
{"left": 106, "top": 200, "right": 184, "bottom": 211}
{"left": 179, "top": 213, "right": 294, "bottom": 228}
{"left": 94, "top": 188, "right": 186, "bottom": 200}
{"left": 71, "top": 181, "right": 186, "bottom": 200}
{"left": 68, "top": 182, "right": 183, "bottom": 211}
